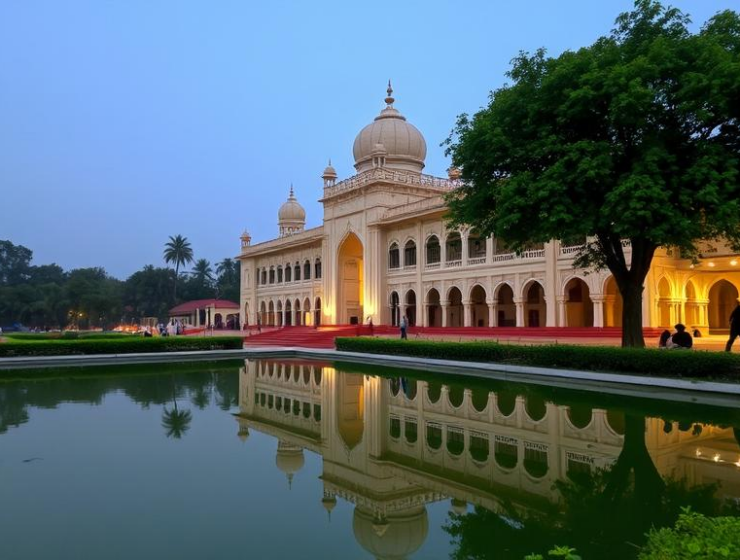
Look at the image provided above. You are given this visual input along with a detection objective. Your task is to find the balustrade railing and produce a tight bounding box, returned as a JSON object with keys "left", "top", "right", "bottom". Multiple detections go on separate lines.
{"left": 325, "top": 168, "right": 459, "bottom": 200}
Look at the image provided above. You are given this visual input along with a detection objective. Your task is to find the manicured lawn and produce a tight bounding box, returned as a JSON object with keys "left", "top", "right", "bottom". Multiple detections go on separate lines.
{"left": 335, "top": 337, "right": 740, "bottom": 380}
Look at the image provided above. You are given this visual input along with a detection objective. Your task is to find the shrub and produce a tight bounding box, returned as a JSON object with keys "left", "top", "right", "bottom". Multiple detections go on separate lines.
{"left": 334, "top": 338, "right": 740, "bottom": 380}
{"left": 5, "top": 332, "right": 134, "bottom": 341}
{"left": 0, "top": 336, "right": 244, "bottom": 357}
{"left": 638, "top": 510, "right": 740, "bottom": 559}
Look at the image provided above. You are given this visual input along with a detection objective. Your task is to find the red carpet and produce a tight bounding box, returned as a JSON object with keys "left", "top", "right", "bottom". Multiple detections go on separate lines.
{"left": 244, "top": 325, "right": 662, "bottom": 349}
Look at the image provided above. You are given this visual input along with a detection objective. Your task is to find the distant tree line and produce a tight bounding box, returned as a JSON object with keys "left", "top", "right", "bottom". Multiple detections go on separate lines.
{"left": 0, "top": 237, "right": 240, "bottom": 330}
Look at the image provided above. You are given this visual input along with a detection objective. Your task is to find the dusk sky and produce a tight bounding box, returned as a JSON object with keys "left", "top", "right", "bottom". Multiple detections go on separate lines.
{"left": 0, "top": 0, "right": 731, "bottom": 279}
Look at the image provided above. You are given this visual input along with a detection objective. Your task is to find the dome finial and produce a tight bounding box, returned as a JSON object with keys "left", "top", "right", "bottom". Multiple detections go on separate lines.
{"left": 289, "top": 184, "right": 295, "bottom": 199}
{"left": 385, "top": 79, "right": 394, "bottom": 106}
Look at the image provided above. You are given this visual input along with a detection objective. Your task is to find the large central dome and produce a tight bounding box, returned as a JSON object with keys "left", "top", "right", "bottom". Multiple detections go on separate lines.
{"left": 352, "top": 82, "right": 427, "bottom": 174}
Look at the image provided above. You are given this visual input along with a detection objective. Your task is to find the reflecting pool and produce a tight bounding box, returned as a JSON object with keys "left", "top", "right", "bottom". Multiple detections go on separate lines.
{"left": 1, "top": 359, "right": 739, "bottom": 559}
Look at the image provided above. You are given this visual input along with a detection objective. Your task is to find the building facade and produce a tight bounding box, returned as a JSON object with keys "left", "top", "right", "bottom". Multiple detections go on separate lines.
{"left": 238, "top": 85, "right": 740, "bottom": 332}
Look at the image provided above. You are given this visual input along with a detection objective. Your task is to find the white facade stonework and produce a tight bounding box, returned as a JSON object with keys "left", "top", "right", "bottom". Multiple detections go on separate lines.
{"left": 238, "top": 86, "right": 740, "bottom": 332}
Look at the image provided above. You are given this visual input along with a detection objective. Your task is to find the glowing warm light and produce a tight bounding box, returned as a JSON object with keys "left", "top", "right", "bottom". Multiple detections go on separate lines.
{"left": 708, "top": 262, "right": 716, "bottom": 268}
{"left": 713, "top": 453, "right": 721, "bottom": 462}
{"left": 689, "top": 264, "right": 695, "bottom": 269}
{"left": 731, "top": 260, "right": 738, "bottom": 266}
{"left": 695, "top": 448, "right": 702, "bottom": 457}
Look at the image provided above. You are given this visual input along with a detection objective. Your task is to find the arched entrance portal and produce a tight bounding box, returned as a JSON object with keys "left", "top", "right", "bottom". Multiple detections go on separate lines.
{"left": 496, "top": 284, "right": 515, "bottom": 326}
{"left": 604, "top": 276, "right": 623, "bottom": 327}
{"left": 426, "top": 289, "right": 441, "bottom": 327}
{"left": 446, "top": 287, "right": 463, "bottom": 327}
{"left": 337, "top": 373, "right": 364, "bottom": 450}
{"left": 390, "top": 291, "right": 400, "bottom": 327}
{"left": 524, "top": 282, "right": 546, "bottom": 327}
{"left": 285, "top": 300, "right": 292, "bottom": 326}
{"left": 657, "top": 277, "right": 673, "bottom": 327}
{"left": 405, "top": 290, "right": 417, "bottom": 326}
{"left": 470, "top": 285, "right": 488, "bottom": 327}
{"left": 709, "top": 280, "right": 739, "bottom": 333}
{"left": 338, "top": 233, "right": 364, "bottom": 324}
{"left": 314, "top": 297, "right": 322, "bottom": 326}
{"left": 564, "top": 278, "right": 593, "bottom": 327}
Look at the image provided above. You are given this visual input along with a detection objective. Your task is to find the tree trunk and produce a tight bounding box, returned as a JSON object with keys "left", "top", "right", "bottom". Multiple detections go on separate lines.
{"left": 621, "top": 282, "right": 645, "bottom": 348}
{"left": 173, "top": 263, "right": 179, "bottom": 301}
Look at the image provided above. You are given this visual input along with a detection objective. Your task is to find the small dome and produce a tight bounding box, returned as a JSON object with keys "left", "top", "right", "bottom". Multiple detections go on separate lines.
{"left": 278, "top": 187, "right": 306, "bottom": 222}
{"left": 275, "top": 440, "right": 305, "bottom": 487}
{"left": 237, "top": 425, "right": 250, "bottom": 442}
{"left": 322, "top": 160, "right": 337, "bottom": 179}
{"left": 353, "top": 505, "right": 429, "bottom": 560}
{"left": 353, "top": 82, "right": 427, "bottom": 174}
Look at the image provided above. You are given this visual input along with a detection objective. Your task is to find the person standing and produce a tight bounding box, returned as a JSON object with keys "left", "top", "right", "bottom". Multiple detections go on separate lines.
{"left": 725, "top": 303, "right": 740, "bottom": 352}
{"left": 400, "top": 315, "right": 408, "bottom": 340}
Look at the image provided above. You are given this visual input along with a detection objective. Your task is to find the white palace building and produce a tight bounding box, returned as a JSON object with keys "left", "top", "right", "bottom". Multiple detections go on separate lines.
{"left": 238, "top": 84, "right": 740, "bottom": 332}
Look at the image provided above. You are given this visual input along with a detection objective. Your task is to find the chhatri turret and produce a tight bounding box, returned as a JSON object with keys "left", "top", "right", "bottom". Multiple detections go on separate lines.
{"left": 277, "top": 185, "right": 306, "bottom": 237}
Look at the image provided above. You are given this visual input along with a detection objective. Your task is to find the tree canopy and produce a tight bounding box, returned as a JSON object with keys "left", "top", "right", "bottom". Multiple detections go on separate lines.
{"left": 445, "top": 0, "right": 740, "bottom": 346}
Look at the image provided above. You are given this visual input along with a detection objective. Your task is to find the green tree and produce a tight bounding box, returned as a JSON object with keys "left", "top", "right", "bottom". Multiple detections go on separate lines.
{"left": 445, "top": 1, "right": 740, "bottom": 347}
{"left": 0, "top": 240, "right": 32, "bottom": 286}
{"left": 216, "top": 257, "right": 240, "bottom": 303}
{"left": 191, "top": 258, "right": 214, "bottom": 288}
{"left": 122, "top": 265, "right": 175, "bottom": 321}
{"left": 163, "top": 235, "right": 194, "bottom": 300}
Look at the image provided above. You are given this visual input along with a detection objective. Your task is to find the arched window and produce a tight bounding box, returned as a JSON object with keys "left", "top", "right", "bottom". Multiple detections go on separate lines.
{"left": 426, "top": 235, "right": 440, "bottom": 264}
{"left": 256, "top": 267, "right": 260, "bottom": 285}
{"left": 269, "top": 266, "right": 275, "bottom": 284}
{"left": 303, "top": 260, "right": 311, "bottom": 280}
{"left": 261, "top": 269, "right": 267, "bottom": 285}
{"left": 446, "top": 232, "right": 462, "bottom": 263}
{"left": 468, "top": 230, "right": 487, "bottom": 260}
{"left": 404, "top": 240, "right": 417, "bottom": 267}
{"left": 389, "top": 242, "right": 400, "bottom": 269}
{"left": 314, "top": 258, "right": 322, "bottom": 279}
{"left": 277, "top": 266, "right": 283, "bottom": 283}
{"left": 294, "top": 262, "right": 301, "bottom": 281}
{"left": 285, "top": 264, "right": 292, "bottom": 282}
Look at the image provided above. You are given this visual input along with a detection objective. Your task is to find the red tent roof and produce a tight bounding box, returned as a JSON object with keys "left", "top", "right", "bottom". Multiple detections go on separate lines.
{"left": 169, "top": 299, "right": 239, "bottom": 314}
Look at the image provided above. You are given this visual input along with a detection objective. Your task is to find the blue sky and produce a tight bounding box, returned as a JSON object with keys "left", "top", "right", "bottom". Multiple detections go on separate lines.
{"left": 0, "top": 0, "right": 732, "bottom": 278}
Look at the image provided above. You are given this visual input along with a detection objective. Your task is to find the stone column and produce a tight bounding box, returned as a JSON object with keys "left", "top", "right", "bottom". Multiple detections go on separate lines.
{"left": 463, "top": 300, "right": 472, "bottom": 327}
{"left": 462, "top": 231, "right": 469, "bottom": 268}
{"left": 514, "top": 298, "right": 525, "bottom": 327}
{"left": 557, "top": 296, "right": 567, "bottom": 327}
{"left": 488, "top": 301, "right": 495, "bottom": 328}
{"left": 441, "top": 304, "right": 448, "bottom": 327}
{"left": 591, "top": 295, "right": 605, "bottom": 328}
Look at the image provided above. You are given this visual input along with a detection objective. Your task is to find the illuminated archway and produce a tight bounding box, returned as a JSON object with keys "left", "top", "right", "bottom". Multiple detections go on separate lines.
{"left": 604, "top": 276, "right": 623, "bottom": 327}
{"left": 496, "top": 283, "right": 515, "bottom": 326}
{"left": 337, "top": 233, "right": 364, "bottom": 324}
{"left": 708, "top": 279, "right": 739, "bottom": 333}
{"left": 523, "top": 281, "right": 546, "bottom": 327}
{"left": 564, "top": 278, "right": 593, "bottom": 327}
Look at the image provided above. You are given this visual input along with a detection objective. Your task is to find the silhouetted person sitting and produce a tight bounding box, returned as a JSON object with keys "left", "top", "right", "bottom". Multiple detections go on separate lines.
{"left": 658, "top": 329, "right": 671, "bottom": 348}
{"left": 668, "top": 323, "right": 692, "bottom": 349}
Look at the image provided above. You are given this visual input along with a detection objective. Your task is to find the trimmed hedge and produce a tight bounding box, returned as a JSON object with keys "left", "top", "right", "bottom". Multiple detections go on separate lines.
{"left": 334, "top": 338, "right": 740, "bottom": 380}
{"left": 5, "top": 332, "right": 134, "bottom": 341}
{"left": 0, "top": 336, "right": 244, "bottom": 357}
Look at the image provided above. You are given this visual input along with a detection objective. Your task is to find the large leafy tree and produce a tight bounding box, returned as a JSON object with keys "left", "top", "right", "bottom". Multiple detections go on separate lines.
{"left": 445, "top": 1, "right": 740, "bottom": 347}
{"left": 163, "top": 235, "right": 194, "bottom": 300}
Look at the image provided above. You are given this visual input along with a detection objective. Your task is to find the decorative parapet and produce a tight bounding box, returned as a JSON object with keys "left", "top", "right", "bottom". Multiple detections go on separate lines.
{"left": 240, "top": 226, "right": 324, "bottom": 256}
{"left": 324, "top": 168, "right": 458, "bottom": 200}
{"left": 379, "top": 195, "right": 448, "bottom": 222}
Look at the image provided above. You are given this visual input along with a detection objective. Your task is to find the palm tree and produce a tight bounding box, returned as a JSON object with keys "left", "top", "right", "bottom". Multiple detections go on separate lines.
{"left": 161, "top": 379, "right": 192, "bottom": 439}
{"left": 163, "top": 235, "right": 194, "bottom": 300}
{"left": 216, "top": 258, "right": 235, "bottom": 282}
{"left": 191, "top": 259, "right": 214, "bottom": 287}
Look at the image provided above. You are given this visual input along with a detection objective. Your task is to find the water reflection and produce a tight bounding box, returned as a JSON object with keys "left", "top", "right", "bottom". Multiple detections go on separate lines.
{"left": 236, "top": 359, "right": 740, "bottom": 559}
